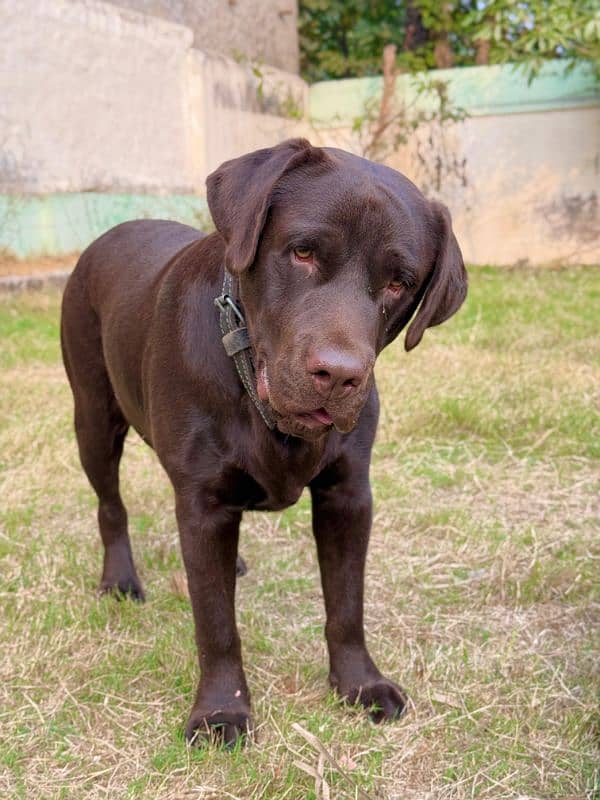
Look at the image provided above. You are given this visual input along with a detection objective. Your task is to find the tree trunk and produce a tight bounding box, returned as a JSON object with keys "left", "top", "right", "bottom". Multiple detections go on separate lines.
{"left": 434, "top": 36, "right": 454, "bottom": 68}
{"left": 475, "top": 38, "right": 491, "bottom": 65}
{"left": 365, "top": 43, "right": 398, "bottom": 160}
{"left": 403, "top": 0, "right": 429, "bottom": 52}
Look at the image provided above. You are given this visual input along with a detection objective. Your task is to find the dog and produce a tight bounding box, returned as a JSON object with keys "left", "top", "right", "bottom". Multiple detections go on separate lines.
{"left": 61, "top": 138, "right": 467, "bottom": 745}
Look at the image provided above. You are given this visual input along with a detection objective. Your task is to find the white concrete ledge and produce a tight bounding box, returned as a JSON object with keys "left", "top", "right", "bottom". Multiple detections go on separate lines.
{"left": 0, "top": 270, "right": 71, "bottom": 293}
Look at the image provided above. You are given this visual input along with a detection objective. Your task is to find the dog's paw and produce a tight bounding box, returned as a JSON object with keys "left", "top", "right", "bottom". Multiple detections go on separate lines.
{"left": 338, "top": 677, "right": 408, "bottom": 723}
{"left": 185, "top": 708, "right": 252, "bottom": 748}
{"left": 236, "top": 555, "right": 248, "bottom": 577}
{"left": 99, "top": 575, "right": 145, "bottom": 602}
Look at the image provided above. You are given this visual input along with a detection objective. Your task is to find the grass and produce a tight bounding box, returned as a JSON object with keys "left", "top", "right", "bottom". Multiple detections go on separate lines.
{"left": 0, "top": 266, "right": 598, "bottom": 799}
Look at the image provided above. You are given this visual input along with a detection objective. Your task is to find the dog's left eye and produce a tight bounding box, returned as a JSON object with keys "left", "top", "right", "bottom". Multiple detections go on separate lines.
{"left": 386, "top": 281, "right": 403, "bottom": 295}
{"left": 293, "top": 247, "right": 314, "bottom": 262}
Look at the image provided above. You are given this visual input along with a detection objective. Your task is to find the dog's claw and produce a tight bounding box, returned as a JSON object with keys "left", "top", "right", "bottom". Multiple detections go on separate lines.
{"left": 337, "top": 677, "right": 408, "bottom": 723}
{"left": 185, "top": 710, "right": 252, "bottom": 748}
{"left": 99, "top": 577, "right": 145, "bottom": 602}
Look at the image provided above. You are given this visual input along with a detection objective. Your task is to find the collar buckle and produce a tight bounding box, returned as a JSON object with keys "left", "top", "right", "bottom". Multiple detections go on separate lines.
{"left": 214, "top": 293, "right": 244, "bottom": 323}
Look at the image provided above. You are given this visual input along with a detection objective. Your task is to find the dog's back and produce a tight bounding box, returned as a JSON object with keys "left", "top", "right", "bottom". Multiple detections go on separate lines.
{"left": 61, "top": 219, "right": 204, "bottom": 448}
{"left": 64, "top": 219, "right": 202, "bottom": 311}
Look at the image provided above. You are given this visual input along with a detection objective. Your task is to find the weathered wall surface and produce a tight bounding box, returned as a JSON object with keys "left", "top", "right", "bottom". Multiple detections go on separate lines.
{"left": 0, "top": 0, "right": 306, "bottom": 197}
{"left": 0, "top": 0, "right": 195, "bottom": 193}
{"left": 193, "top": 49, "right": 309, "bottom": 177}
{"left": 0, "top": 0, "right": 307, "bottom": 255}
{"left": 405, "top": 107, "right": 599, "bottom": 267}
{"left": 1, "top": 1, "right": 597, "bottom": 266}
{"left": 0, "top": 192, "right": 211, "bottom": 258}
{"left": 107, "top": 0, "right": 299, "bottom": 73}
{"left": 310, "top": 64, "right": 600, "bottom": 266}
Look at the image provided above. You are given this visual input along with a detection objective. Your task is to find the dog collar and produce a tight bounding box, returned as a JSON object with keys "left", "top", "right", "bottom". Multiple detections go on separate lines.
{"left": 214, "top": 272, "right": 277, "bottom": 430}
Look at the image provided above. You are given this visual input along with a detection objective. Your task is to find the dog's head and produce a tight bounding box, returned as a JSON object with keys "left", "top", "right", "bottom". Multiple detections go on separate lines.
{"left": 207, "top": 138, "right": 467, "bottom": 440}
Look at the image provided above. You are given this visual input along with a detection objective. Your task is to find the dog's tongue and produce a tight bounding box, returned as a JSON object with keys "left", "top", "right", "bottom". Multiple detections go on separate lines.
{"left": 310, "top": 408, "right": 333, "bottom": 425}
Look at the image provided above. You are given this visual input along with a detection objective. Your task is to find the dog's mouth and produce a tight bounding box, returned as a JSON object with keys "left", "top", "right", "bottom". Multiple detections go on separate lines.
{"left": 257, "top": 360, "right": 358, "bottom": 438}
{"left": 294, "top": 407, "right": 333, "bottom": 428}
{"left": 276, "top": 412, "right": 333, "bottom": 440}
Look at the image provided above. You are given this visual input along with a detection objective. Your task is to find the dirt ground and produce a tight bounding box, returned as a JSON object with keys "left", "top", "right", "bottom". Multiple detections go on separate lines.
{"left": 0, "top": 254, "right": 79, "bottom": 278}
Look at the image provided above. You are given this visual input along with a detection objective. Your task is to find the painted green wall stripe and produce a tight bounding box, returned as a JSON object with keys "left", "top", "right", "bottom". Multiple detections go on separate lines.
{"left": 0, "top": 193, "right": 211, "bottom": 259}
{"left": 309, "top": 61, "right": 599, "bottom": 128}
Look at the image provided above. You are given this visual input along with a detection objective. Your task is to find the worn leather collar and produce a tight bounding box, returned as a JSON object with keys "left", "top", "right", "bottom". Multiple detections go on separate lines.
{"left": 214, "top": 272, "right": 277, "bottom": 430}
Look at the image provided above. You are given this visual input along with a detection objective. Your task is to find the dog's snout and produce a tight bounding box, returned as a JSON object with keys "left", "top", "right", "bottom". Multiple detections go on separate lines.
{"left": 307, "top": 348, "right": 368, "bottom": 399}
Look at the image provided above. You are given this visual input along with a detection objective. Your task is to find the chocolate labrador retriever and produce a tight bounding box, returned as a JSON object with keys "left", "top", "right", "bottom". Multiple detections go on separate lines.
{"left": 61, "top": 138, "right": 467, "bottom": 745}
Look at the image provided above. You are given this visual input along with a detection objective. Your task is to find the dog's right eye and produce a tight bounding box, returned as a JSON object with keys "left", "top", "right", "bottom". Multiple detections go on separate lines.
{"left": 387, "top": 281, "right": 404, "bottom": 296}
{"left": 293, "top": 247, "right": 314, "bottom": 262}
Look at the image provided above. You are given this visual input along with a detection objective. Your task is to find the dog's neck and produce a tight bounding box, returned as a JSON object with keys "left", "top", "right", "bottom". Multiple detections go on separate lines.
{"left": 214, "top": 270, "right": 277, "bottom": 430}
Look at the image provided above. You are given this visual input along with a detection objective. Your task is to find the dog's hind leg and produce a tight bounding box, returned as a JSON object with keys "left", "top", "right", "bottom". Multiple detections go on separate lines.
{"left": 75, "top": 395, "right": 144, "bottom": 600}
{"left": 61, "top": 281, "right": 144, "bottom": 600}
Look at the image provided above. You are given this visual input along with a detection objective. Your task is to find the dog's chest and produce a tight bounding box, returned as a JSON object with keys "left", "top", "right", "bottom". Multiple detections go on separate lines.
{"left": 232, "top": 438, "right": 331, "bottom": 512}
{"left": 249, "top": 476, "right": 305, "bottom": 511}
{"left": 222, "top": 468, "right": 305, "bottom": 512}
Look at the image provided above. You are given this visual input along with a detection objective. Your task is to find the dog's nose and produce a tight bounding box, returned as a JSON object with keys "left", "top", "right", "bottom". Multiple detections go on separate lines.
{"left": 307, "top": 348, "right": 368, "bottom": 399}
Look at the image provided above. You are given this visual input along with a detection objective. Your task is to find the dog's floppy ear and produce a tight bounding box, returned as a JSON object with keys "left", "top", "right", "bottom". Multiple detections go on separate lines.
{"left": 405, "top": 201, "right": 467, "bottom": 351}
{"left": 207, "top": 138, "right": 327, "bottom": 275}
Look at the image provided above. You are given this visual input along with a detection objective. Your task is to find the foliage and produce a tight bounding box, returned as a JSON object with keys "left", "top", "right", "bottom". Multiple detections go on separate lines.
{"left": 299, "top": 0, "right": 406, "bottom": 82}
{"left": 462, "top": 0, "right": 600, "bottom": 81}
{"left": 299, "top": 0, "right": 600, "bottom": 82}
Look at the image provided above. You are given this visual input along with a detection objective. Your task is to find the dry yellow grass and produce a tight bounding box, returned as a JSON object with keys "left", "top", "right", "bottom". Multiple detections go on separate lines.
{"left": 0, "top": 266, "right": 598, "bottom": 799}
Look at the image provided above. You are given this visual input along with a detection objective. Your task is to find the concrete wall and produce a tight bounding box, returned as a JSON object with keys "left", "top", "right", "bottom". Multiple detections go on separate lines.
{"left": 0, "top": 0, "right": 195, "bottom": 193}
{"left": 310, "top": 63, "right": 600, "bottom": 266}
{"left": 192, "top": 49, "right": 309, "bottom": 181}
{"left": 1, "top": 1, "right": 597, "bottom": 265}
{"left": 0, "top": 192, "right": 210, "bottom": 259}
{"left": 404, "top": 106, "right": 599, "bottom": 266}
{"left": 0, "top": 0, "right": 307, "bottom": 256}
{"left": 0, "top": 0, "right": 306, "bottom": 196}
{"left": 107, "top": 0, "right": 299, "bottom": 73}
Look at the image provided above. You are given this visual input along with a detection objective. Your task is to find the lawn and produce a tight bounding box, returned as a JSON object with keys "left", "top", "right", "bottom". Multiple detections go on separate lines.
{"left": 0, "top": 266, "right": 598, "bottom": 800}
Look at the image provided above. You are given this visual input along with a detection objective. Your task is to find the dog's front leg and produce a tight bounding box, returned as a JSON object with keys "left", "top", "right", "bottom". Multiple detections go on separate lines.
{"left": 310, "top": 472, "right": 407, "bottom": 722}
{"left": 175, "top": 489, "right": 251, "bottom": 745}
